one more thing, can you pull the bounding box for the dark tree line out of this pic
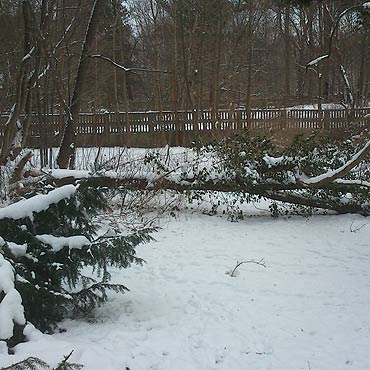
[128,0,369,110]
[0,0,369,116]
[0,0,132,115]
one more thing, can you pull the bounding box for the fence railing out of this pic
[0,108,369,148]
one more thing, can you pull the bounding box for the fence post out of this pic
[281,109,287,130]
[236,109,241,132]
[103,113,109,146]
[246,107,251,130]
[319,108,324,129]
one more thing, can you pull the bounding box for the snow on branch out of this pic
[36,235,90,252]
[334,179,370,189]
[90,54,170,74]
[306,4,365,70]
[299,140,370,187]
[307,54,329,67]
[21,46,35,62]
[0,185,77,221]
[45,169,90,179]
[0,254,25,341]
[340,65,354,107]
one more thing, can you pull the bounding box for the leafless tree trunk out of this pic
[284,2,291,99]
[57,0,103,169]
[0,0,49,165]
[246,1,254,126]
[356,32,368,107]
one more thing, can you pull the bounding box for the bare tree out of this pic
[57,0,104,169]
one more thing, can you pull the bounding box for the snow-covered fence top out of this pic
[0,107,369,148]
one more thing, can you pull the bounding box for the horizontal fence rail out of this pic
[0,108,369,148]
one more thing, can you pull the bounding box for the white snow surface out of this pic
[1,206,369,370]
[287,103,346,110]
[36,235,90,252]
[0,254,25,341]
[0,184,77,221]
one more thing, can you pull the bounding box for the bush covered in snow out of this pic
[0,180,153,351]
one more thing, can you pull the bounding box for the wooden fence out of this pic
[0,108,369,148]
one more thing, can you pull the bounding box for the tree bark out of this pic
[57,0,103,169]
[246,0,254,126]
[50,172,370,216]
[284,1,291,99]
[0,0,33,165]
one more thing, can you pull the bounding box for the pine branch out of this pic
[0,357,49,370]
[53,351,83,370]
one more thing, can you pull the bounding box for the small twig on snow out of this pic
[350,220,369,233]
[227,258,266,277]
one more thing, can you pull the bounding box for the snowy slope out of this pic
[1,206,369,370]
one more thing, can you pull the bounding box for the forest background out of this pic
[0,0,368,117]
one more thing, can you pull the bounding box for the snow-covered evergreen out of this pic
[0,180,153,351]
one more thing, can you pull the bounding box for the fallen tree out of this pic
[41,132,370,217]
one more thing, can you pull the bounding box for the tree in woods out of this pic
[57,0,104,169]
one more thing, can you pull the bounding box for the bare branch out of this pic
[306,4,363,70]
[227,259,266,277]
[89,54,170,74]
[350,220,369,233]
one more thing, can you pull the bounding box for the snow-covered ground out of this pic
[287,103,346,110]
[1,201,369,370]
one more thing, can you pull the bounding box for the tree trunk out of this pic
[284,2,291,99]
[246,1,254,127]
[356,32,368,107]
[321,1,332,101]
[57,0,103,169]
[0,0,33,165]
